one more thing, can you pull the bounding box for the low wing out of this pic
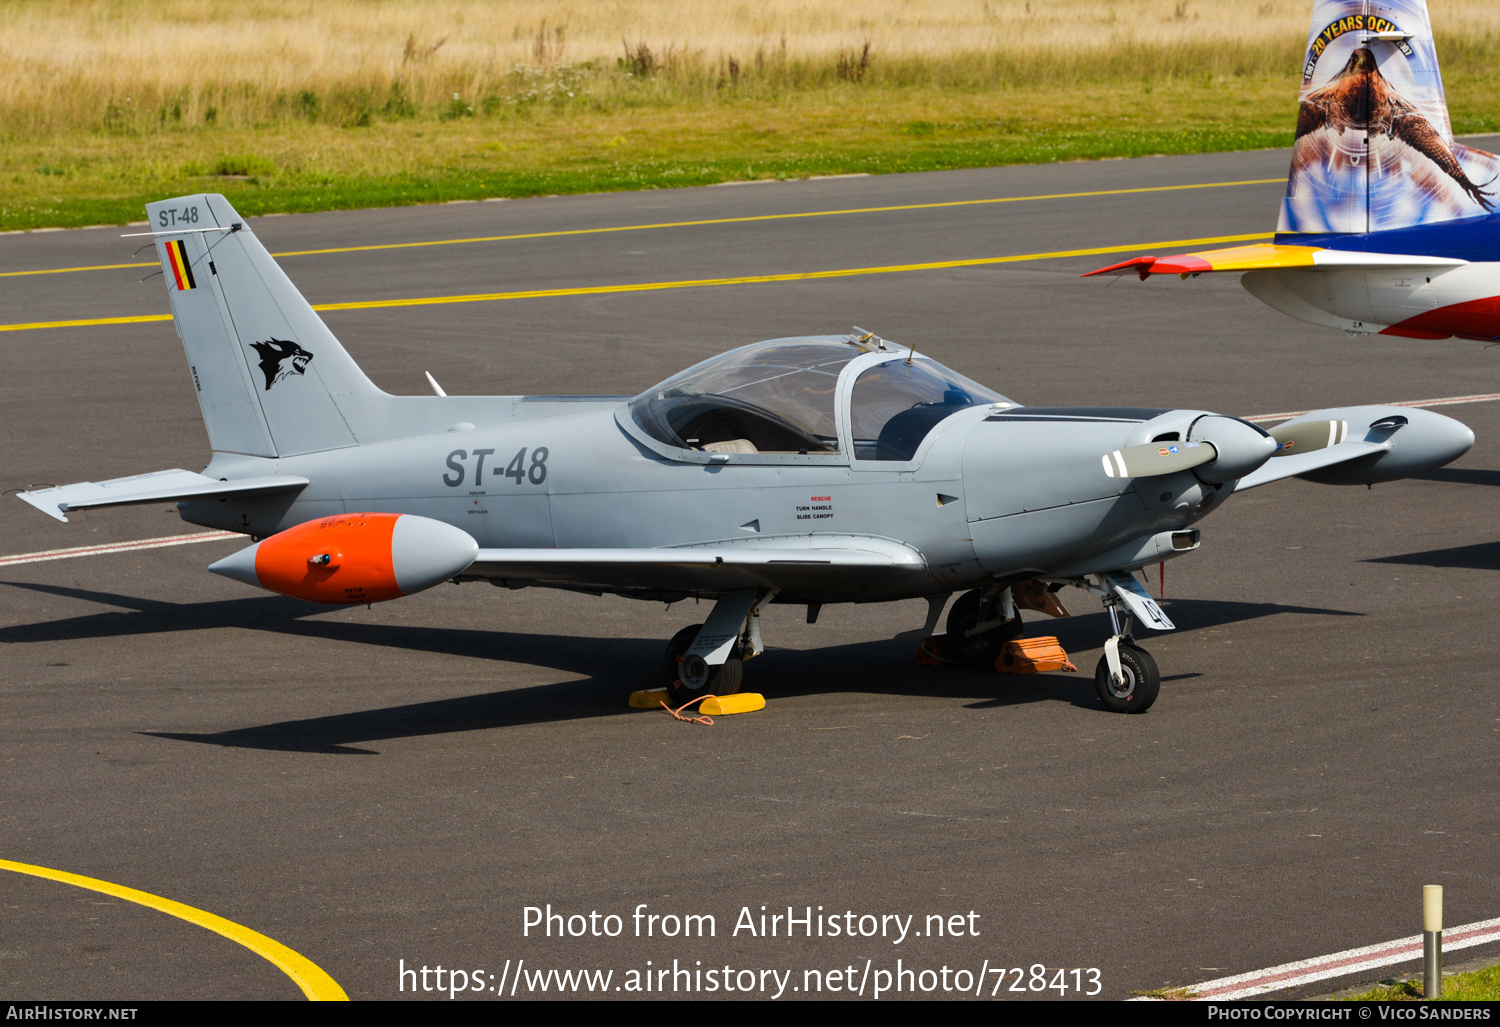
[17,469,309,523]
[1232,441,1387,491]
[1084,244,1467,280]
[463,533,928,596]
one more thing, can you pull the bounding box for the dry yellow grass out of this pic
[2,1,1497,228]
[3,0,1495,135]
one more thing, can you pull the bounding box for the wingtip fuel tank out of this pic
[209,513,478,604]
[1287,405,1475,485]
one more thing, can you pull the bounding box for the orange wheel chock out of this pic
[995,636,1078,674]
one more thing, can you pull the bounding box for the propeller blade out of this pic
[1269,419,1347,456]
[1102,440,1216,479]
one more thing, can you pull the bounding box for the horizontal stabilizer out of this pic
[1084,244,1467,279]
[17,469,308,522]
[465,533,927,595]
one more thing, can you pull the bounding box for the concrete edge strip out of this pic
[1150,917,1500,1001]
[0,858,348,1001]
[0,530,240,567]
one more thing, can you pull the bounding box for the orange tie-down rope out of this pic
[661,695,717,725]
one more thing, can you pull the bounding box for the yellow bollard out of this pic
[1424,885,1443,998]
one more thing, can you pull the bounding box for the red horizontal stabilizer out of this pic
[1082,256,1158,280]
[1146,254,1215,275]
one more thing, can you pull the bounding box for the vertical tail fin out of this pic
[1278,0,1499,235]
[147,193,382,457]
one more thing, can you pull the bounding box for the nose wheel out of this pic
[1093,642,1159,713]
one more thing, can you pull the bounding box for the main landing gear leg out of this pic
[947,584,1024,669]
[662,589,778,707]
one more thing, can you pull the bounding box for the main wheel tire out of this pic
[662,624,744,707]
[945,589,1024,669]
[1094,644,1160,714]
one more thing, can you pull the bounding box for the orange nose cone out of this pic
[255,513,402,604]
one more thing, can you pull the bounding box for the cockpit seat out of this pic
[874,390,974,461]
[702,439,759,454]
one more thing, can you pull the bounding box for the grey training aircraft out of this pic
[17,194,1478,713]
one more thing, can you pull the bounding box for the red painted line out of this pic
[1142,916,1500,1001]
[1193,944,1424,998]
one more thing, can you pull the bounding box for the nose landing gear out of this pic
[1083,572,1167,713]
[1094,638,1159,713]
[1040,571,1171,713]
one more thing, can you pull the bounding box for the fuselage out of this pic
[1253,212,1500,339]
[181,402,1224,604]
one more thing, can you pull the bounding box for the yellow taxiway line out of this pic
[0,231,1273,333]
[0,177,1282,278]
[0,858,348,1001]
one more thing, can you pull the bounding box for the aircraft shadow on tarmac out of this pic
[1,581,1358,754]
[1366,541,1500,571]
[1417,468,1500,488]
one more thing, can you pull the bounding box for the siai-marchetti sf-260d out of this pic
[17,194,1475,713]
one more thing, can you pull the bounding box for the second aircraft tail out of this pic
[1278,0,1500,235]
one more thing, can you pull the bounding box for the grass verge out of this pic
[1348,964,1500,1001]
[3,1,1499,230]
[0,80,1311,230]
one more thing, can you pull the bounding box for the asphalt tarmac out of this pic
[3,144,1499,1001]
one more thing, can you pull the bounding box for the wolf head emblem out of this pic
[249,339,313,391]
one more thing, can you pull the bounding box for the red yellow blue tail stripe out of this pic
[1084,244,1323,279]
[1084,243,1467,280]
[165,239,196,291]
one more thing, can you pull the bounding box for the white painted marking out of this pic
[1134,916,1500,1000]
[1246,392,1500,423]
[0,530,240,567]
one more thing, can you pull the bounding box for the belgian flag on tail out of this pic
[164,238,196,291]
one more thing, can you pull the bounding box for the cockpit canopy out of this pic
[848,356,1007,460]
[628,337,1011,460]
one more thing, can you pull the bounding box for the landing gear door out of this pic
[1101,571,1174,632]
